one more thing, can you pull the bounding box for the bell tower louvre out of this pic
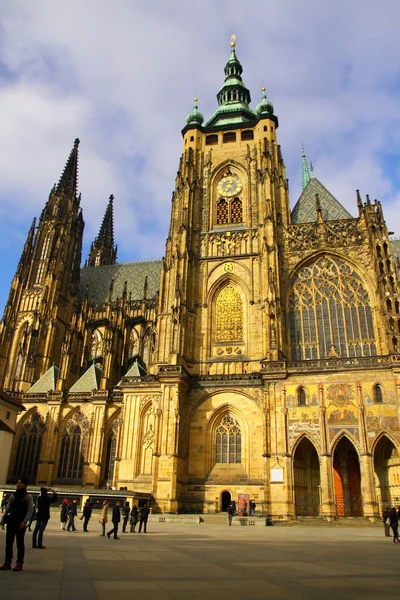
[1,37,400,521]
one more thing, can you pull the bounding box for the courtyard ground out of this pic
[0,518,398,600]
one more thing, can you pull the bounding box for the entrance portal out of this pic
[293,438,321,516]
[333,437,363,516]
[374,435,400,512]
[221,490,231,511]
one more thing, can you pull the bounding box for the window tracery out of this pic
[91,329,103,359]
[13,411,45,480]
[215,284,243,342]
[57,412,90,480]
[289,256,376,360]
[215,414,241,464]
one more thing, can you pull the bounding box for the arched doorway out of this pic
[293,438,321,516]
[333,437,363,516]
[221,491,231,511]
[374,435,400,512]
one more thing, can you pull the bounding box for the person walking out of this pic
[0,477,34,571]
[130,505,139,532]
[122,502,130,533]
[32,487,58,549]
[27,496,37,531]
[82,500,92,532]
[67,499,78,532]
[99,500,109,536]
[250,500,256,516]
[107,502,121,539]
[60,498,69,530]
[227,502,235,526]
[383,507,391,537]
[138,502,150,533]
[389,507,400,543]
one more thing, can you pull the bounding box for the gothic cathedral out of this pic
[2,39,400,519]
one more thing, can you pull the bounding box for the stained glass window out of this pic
[216,415,241,464]
[215,285,243,342]
[288,256,376,360]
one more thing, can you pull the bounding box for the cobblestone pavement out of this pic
[0,520,398,599]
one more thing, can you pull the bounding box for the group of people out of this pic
[383,506,400,543]
[0,478,152,571]
[226,499,257,525]
[98,500,150,539]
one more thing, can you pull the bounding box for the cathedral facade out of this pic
[1,40,400,519]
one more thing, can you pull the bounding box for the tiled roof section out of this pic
[117,358,147,386]
[70,364,102,393]
[26,365,60,394]
[79,261,162,304]
[0,419,15,434]
[0,389,24,410]
[291,177,353,224]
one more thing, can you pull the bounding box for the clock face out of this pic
[217,176,243,197]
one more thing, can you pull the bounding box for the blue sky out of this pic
[1,0,400,310]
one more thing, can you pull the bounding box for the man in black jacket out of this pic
[138,502,150,533]
[82,500,92,532]
[121,502,130,533]
[32,487,58,549]
[0,477,34,571]
[107,502,121,539]
[67,499,78,532]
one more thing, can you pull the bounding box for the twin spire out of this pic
[87,194,117,267]
[57,138,80,197]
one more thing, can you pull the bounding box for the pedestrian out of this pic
[138,502,150,533]
[242,500,248,516]
[32,487,58,549]
[1,494,8,514]
[122,502,130,533]
[250,500,256,516]
[0,477,34,571]
[27,496,37,531]
[231,500,236,515]
[130,505,139,532]
[60,498,69,530]
[107,501,121,539]
[99,500,109,536]
[67,499,78,532]
[383,507,391,537]
[388,506,400,543]
[81,500,92,532]
[227,502,235,526]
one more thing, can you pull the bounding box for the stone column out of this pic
[360,453,380,520]
[319,453,336,520]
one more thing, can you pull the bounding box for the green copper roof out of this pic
[79,260,162,304]
[186,98,204,126]
[26,365,60,394]
[69,363,102,393]
[255,88,274,116]
[302,147,311,190]
[291,177,353,223]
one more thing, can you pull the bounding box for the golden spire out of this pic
[230,34,236,48]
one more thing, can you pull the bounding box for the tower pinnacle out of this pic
[56,138,80,197]
[87,194,117,267]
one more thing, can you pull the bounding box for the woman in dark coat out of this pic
[60,498,69,531]
[389,507,400,543]
[130,505,139,532]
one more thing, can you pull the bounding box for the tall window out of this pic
[13,413,45,480]
[57,425,86,480]
[35,232,51,284]
[216,197,242,225]
[216,415,241,464]
[215,284,243,342]
[91,329,103,359]
[374,384,383,403]
[289,256,376,360]
[104,434,117,483]
[298,388,306,406]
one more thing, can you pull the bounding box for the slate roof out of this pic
[79,260,162,304]
[26,365,60,394]
[69,363,102,393]
[291,177,353,224]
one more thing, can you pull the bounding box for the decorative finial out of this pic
[231,34,236,48]
[194,97,198,103]
[261,86,265,92]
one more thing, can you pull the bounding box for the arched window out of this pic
[231,198,243,223]
[217,199,229,224]
[104,434,117,483]
[216,415,241,464]
[215,285,243,342]
[374,385,383,404]
[12,412,45,480]
[128,328,139,358]
[288,256,376,360]
[298,388,306,406]
[91,329,103,359]
[35,232,51,284]
[57,424,86,480]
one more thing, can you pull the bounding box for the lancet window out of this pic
[35,232,51,284]
[288,256,376,360]
[104,433,117,483]
[91,329,103,359]
[215,284,243,342]
[215,415,242,464]
[12,412,45,480]
[57,425,86,480]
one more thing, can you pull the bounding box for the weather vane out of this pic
[231,34,236,48]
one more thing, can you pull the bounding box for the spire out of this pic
[87,194,117,267]
[302,146,311,190]
[56,138,80,197]
[205,35,256,128]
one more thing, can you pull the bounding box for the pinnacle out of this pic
[56,138,80,196]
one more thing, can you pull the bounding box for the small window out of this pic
[374,385,383,403]
[190,135,194,142]
[387,299,392,312]
[241,130,254,141]
[270,126,274,132]
[206,134,218,146]
[263,125,268,132]
[223,132,236,144]
[298,388,306,406]
[6,411,10,420]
